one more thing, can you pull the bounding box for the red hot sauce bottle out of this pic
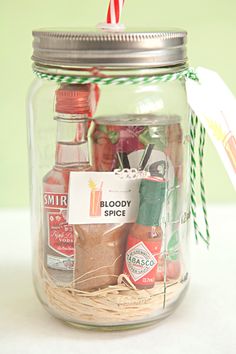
[43,84,98,284]
[123,177,166,289]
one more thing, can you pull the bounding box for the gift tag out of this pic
[186,67,236,190]
[68,170,145,224]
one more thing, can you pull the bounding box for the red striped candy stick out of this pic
[106,0,125,24]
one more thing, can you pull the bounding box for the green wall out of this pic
[1,0,236,207]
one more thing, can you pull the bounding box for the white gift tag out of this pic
[186,67,236,189]
[68,170,147,224]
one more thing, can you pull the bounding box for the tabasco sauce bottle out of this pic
[43,83,99,284]
[123,177,166,289]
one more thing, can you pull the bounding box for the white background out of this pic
[0,205,235,354]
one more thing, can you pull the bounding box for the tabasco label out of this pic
[124,236,160,287]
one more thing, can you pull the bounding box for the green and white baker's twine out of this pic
[199,122,210,244]
[34,67,210,246]
[34,67,198,85]
[190,113,210,246]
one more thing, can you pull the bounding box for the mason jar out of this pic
[27,28,191,330]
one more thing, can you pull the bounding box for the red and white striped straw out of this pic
[106,0,125,24]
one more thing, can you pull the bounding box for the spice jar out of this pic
[28,29,191,329]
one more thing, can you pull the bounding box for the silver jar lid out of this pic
[32,28,187,68]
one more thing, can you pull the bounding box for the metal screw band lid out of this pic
[32,28,187,68]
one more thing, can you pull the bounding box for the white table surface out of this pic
[0,205,235,354]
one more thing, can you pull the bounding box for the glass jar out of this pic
[27,29,191,330]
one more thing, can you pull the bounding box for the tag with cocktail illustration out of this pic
[68,171,149,224]
[186,67,236,189]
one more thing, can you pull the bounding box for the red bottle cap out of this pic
[55,84,100,117]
